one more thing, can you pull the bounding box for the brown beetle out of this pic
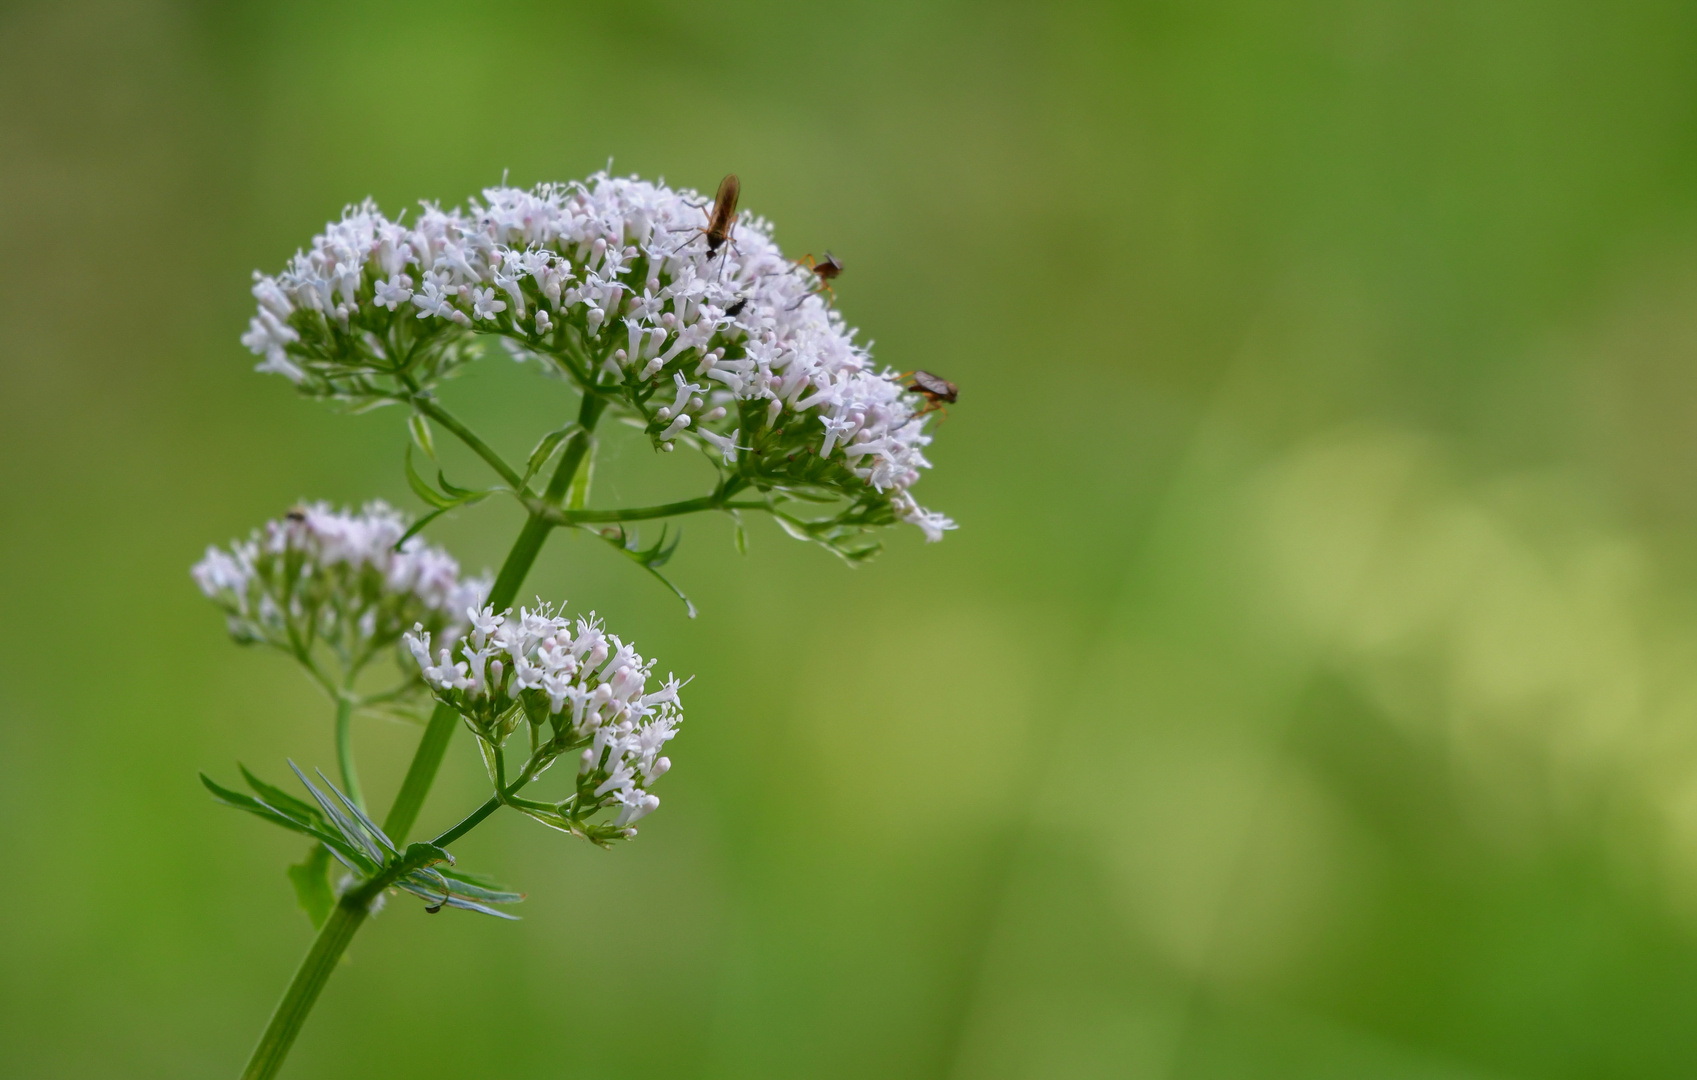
[905,370,958,414]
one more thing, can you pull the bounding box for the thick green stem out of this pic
[333,693,363,811]
[238,900,367,1080]
[381,702,460,844]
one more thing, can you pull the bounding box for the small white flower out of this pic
[612,788,660,827]
[471,286,507,321]
[411,281,456,320]
[695,426,740,464]
[467,604,503,647]
[373,275,413,310]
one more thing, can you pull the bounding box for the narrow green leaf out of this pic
[199,773,360,860]
[772,512,813,544]
[288,762,387,864]
[238,763,322,825]
[287,844,335,929]
[520,423,577,489]
[395,876,521,919]
[318,768,399,857]
[405,445,456,509]
[773,484,841,504]
[408,413,437,460]
[586,526,697,618]
[566,440,595,511]
[731,511,748,556]
[438,866,522,900]
[437,469,478,500]
[393,505,454,549]
[646,525,683,569]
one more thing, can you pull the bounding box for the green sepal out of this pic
[287,843,335,929]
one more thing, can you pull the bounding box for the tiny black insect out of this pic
[724,297,748,318]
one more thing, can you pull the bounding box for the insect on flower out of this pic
[905,370,958,414]
[803,251,843,283]
[671,174,740,278]
[703,173,740,258]
[790,251,844,309]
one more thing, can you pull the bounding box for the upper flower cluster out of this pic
[404,602,681,840]
[241,172,954,543]
[193,502,489,680]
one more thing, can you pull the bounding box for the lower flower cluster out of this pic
[193,502,489,680]
[404,602,682,838]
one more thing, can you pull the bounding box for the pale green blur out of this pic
[6,1,1697,1076]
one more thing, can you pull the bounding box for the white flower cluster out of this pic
[241,172,954,542]
[193,502,488,669]
[404,603,682,832]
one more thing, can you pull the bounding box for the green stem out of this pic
[432,767,537,847]
[238,900,366,1080]
[333,691,363,811]
[433,793,502,847]
[533,492,719,525]
[529,479,754,526]
[381,701,460,844]
[411,397,526,492]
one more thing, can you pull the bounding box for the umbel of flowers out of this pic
[193,501,489,685]
[405,602,682,844]
[240,172,955,551]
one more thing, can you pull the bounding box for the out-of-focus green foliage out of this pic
[7,1,1697,1076]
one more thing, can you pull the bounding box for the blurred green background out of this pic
[8,0,1697,1076]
